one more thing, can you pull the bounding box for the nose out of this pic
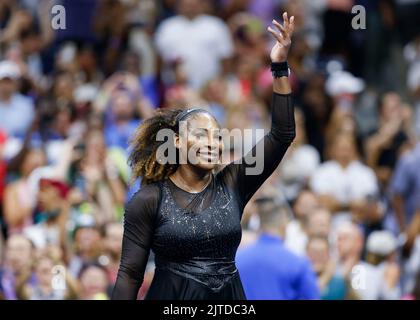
[207,132,222,152]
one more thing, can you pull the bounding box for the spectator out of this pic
[0,60,34,138]
[365,230,401,299]
[365,92,412,189]
[15,251,79,300]
[101,222,123,285]
[307,208,332,239]
[334,222,399,300]
[0,234,34,300]
[278,109,321,202]
[68,129,126,225]
[0,129,7,202]
[3,148,46,234]
[285,189,320,256]
[310,134,379,228]
[236,198,320,300]
[78,263,110,300]
[23,179,70,249]
[390,141,420,232]
[68,223,103,279]
[306,236,351,300]
[155,0,234,89]
[401,209,420,295]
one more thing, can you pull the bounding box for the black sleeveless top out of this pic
[112,93,295,300]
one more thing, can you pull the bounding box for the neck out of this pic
[114,117,130,125]
[183,13,199,20]
[170,165,212,193]
[337,159,352,168]
[260,228,284,239]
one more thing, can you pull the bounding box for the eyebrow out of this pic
[191,127,221,132]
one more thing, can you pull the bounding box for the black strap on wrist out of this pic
[271,61,290,78]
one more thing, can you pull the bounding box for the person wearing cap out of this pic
[365,230,401,299]
[23,178,71,250]
[0,60,35,138]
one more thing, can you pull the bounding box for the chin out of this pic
[190,156,219,171]
[193,162,219,171]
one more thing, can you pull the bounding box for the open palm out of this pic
[268,12,295,62]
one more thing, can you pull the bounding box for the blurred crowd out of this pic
[0,0,420,300]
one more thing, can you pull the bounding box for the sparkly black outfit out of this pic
[112,93,295,300]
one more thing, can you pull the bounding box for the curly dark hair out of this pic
[128,108,210,185]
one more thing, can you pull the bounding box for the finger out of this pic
[267,26,283,41]
[272,19,288,39]
[289,16,295,34]
[267,27,288,46]
[283,12,289,29]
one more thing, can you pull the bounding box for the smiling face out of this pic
[307,237,330,274]
[6,235,33,272]
[35,256,55,287]
[175,112,224,172]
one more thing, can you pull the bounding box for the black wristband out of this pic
[271,61,290,78]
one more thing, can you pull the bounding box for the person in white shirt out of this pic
[310,134,379,228]
[155,0,234,90]
[285,190,320,255]
[279,108,320,201]
[0,60,35,138]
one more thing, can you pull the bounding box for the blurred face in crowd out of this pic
[75,227,102,258]
[380,92,402,122]
[331,134,356,167]
[293,190,320,220]
[38,183,64,213]
[5,235,33,273]
[78,47,97,73]
[111,91,135,122]
[122,52,141,75]
[0,77,16,100]
[21,32,42,56]
[177,0,203,19]
[175,112,223,171]
[202,78,227,104]
[104,223,123,259]
[85,130,106,164]
[336,223,363,260]
[307,237,330,274]
[35,256,55,287]
[20,149,47,178]
[307,208,331,238]
[54,73,75,101]
[336,112,357,137]
[79,266,109,299]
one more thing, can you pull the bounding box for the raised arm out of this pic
[111,184,159,300]
[221,13,296,209]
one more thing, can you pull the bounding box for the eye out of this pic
[192,129,207,138]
